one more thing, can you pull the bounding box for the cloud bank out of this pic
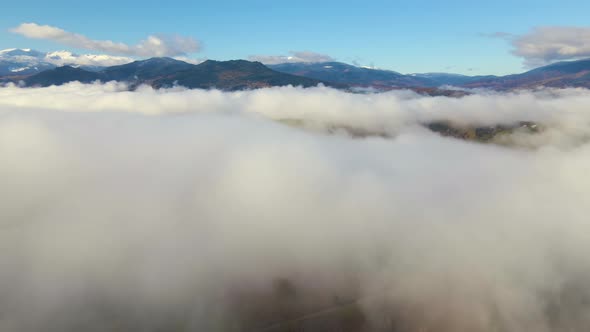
[508,26,590,67]
[2,84,590,331]
[249,51,335,64]
[11,23,201,57]
[43,50,134,67]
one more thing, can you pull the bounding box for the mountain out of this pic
[24,66,103,86]
[269,62,434,88]
[0,49,55,76]
[0,59,55,77]
[410,73,497,86]
[269,59,590,90]
[464,58,590,90]
[0,48,133,77]
[153,60,329,90]
[14,56,204,86]
[0,48,45,58]
[19,58,329,90]
[101,57,195,82]
[9,48,590,91]
[426,121,540,143]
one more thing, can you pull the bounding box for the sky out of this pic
[1,0,590,75]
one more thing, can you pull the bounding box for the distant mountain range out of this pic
[0,48,132,76]
[2,48,590,91]
[462,59,590,90]
[270,60,590,90]
[408,73,497,87]
[16,57,329,91]
[0,49,56,76]
[268,62,490,88]
[268,62,430,88]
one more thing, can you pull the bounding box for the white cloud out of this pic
[172,55,207,65]
[509,26,590,67]
[11,23,201,57]
[2,84,590,331]
[249,50,335,64]
[44,50,133,67]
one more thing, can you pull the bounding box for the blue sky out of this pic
[1,0,589,75]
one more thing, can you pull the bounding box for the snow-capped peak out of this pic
[0,48,135,76]
[0,48,134,68]
[0,48,17,54]
[0,48,44,58]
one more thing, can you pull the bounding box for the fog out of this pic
[1,83,590,331]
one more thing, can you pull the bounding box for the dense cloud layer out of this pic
[1,84,590,331]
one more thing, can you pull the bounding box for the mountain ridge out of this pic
[3,48,590,91]
[0,48,133,76]
[270,59,590,89]
[14,57,333,91]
